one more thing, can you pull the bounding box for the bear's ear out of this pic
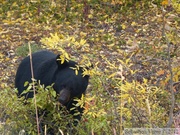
[56,54,69,68]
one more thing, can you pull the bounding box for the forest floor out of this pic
[0,3,179,90]
[0,1,180,133]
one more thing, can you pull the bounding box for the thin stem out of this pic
[28,43,40,135]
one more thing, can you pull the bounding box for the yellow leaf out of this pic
[107,43,115,47]
[88,14,93,19]
[131,21,136,26]
[74,41,79,46]
[157,69,165,75]
[120,94,129,98]
[80,32,87,37]
[75,70,78,75]
[108,72,116,79]
[12,2,18,7]
[71,37,76,42]
[30,0,38,3]
[161,0,168,6]
[64,52,70,60]
[128,97,134,103]
[121,24,126,30]
[79,39,86,45]
[7,11,12,18]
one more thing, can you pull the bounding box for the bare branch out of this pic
[165,35,175,128]
[28,42,40,135]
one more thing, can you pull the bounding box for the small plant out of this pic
[0,82,80,134]
[16,43,41,57]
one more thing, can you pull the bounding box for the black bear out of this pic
[15,50,90,123]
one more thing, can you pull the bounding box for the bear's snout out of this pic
[58,88,71,105]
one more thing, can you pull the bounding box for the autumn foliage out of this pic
[0,0,180,134]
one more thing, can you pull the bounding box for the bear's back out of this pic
[15,51,56,96]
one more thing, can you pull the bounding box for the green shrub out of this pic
[16,43,41,57]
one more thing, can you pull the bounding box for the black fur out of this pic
[15,50,89,121]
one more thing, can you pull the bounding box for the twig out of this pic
[45,125,47,135]
[165,34,175,128]
[59,129,64,135]
[28,42,40,135]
